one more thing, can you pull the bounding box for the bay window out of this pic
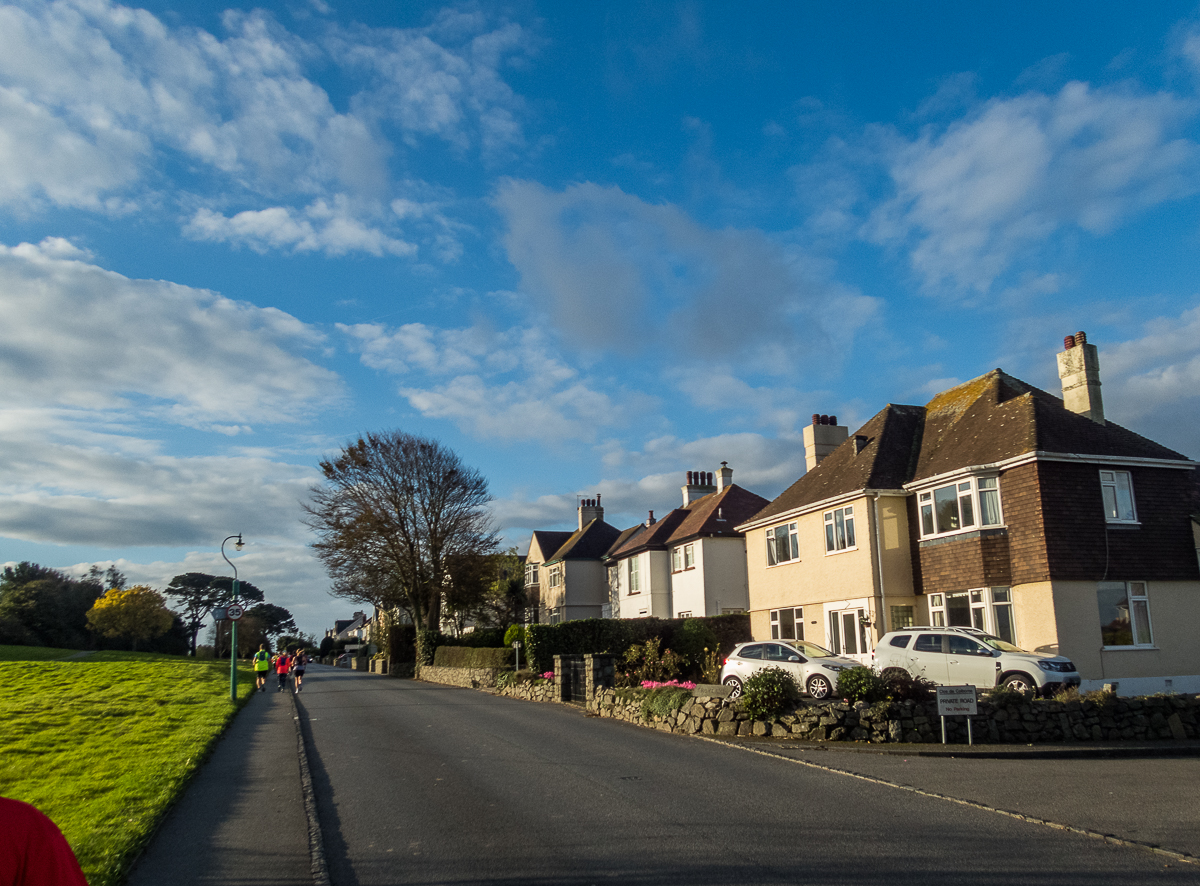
[918,476,1003,538]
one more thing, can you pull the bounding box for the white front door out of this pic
[828,608,871,663]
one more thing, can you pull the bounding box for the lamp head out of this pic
[235,534,244,551]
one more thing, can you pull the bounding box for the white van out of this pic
[872,626,1080,696]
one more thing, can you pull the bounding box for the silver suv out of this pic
[872,626,1080,696]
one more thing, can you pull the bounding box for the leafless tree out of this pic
[304,431,499,632]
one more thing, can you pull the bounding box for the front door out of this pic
[828,609,871,663]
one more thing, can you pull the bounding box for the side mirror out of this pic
[787,655,801,662]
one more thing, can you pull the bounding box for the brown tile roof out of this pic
[606,510,689,559]
[606,484,771,559]
[746,368,1192,526]
[529,530,572,562]
[546,519,623,563]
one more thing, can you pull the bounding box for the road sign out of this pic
[936,685,978,716]
[226,603,245,621]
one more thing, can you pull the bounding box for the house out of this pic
[606,464,769,619]
[524,497,623,623]
[326,610,369,642]
[738,332,1200,693]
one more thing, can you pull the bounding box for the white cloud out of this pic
[340,321,650,443]
[869,81,1200,293]
[185,197,417,257]
[0,0,529,230]
[0,237,342,425]
[493,179,878,362]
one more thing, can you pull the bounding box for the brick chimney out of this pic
[1057,331,1105,424]
[578,495,603,529]
[803,414,849,470]
[681,470,717,506]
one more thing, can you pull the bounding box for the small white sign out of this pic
[936,685,978,716]
[226,603,245,621]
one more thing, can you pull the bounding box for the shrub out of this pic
[496,671,518,690]
[640,686,692,722]
[880,668,936,703]
[699,648,722,685]
[432,646,515,669]
[617,637,685,687]
[986,685,1032,707]
[503,624,525,647]
[673,619,719,676]
[1084,688,1117,707]
[741,667,800,720]
[836,666,891,703]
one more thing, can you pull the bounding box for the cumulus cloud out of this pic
[493,179,878,362]
[185,197,417,257]
[0,237,342,426]
[0,0,530,238]
[869,81,1200,293]
[340,321,652,443]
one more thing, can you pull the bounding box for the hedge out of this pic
[432,646,515,669]
[524,613,751,675]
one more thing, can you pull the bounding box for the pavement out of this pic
[124,677,314,886]
[121,671,1200,884]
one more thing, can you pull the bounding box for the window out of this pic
[677,611,692,618]
[672,543,696,572]
[918,477,1003,538]
[827,609,867,656]
[738,645,765,660]
[888,634,912,649]
[824,506,856,553]
[1100,471,1137,523]
[766,522,799,565]
[928,588,1015,643]
[770,607,804,641]
[1098,581,1152,647]
[525,563,539,586]
[914,634,943,653]
[948,636,990,656]
[628,556,640,593]
[889,605,915,630]
[548,566,561,588]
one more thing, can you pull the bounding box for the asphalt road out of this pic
[297,667,1200,886]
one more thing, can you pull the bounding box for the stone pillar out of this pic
[584,654,616,700]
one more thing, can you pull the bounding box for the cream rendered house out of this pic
[740,333,1200,691]
[524,497,622,623]
[606,465,769,619]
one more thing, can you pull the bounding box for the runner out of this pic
[291,648,308,693]
[273,650,292,692]
[0,797,89,886]
[252,644,271,692]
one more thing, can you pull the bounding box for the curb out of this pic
[702,735,1200,759]
[291,691,331,886]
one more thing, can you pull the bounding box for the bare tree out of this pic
[305,431,499,632]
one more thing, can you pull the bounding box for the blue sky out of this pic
[3,0,1200,636]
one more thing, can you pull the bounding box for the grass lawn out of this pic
[0,646,256,886]
[0,644,83,661]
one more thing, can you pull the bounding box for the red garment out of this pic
[0,798,88,886]
[274,654,291,674]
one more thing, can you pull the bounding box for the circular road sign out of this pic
[226,603,245,621]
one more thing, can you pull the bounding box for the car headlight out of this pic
[822,664,846,672]
[1037,660,1074,673]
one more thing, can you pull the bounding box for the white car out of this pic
[720,640,858,700]
[872,626,1080,696]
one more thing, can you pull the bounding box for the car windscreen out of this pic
[789,641,837,658]
[975,634,1026,653]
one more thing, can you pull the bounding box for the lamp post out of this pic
[222,534,244,701]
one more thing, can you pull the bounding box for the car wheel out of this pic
[1002,673,1037,693]
[806,673,834,700]
[722,675,744,699]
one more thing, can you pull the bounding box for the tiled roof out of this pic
[746,368,1193,526]
[606,510,689,559]
[606,484,771,559]
[529,530,572,562]
[546,518,623,563]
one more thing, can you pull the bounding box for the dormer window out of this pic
[1100,470,1137,523]
[918,476,1002,539]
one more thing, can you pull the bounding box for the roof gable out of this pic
[548,518,622,562]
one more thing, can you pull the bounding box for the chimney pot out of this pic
[821,414,830,425]
[706,472,713,486]
[811,414,820,425]
[1064,334,1076,349]
[1076,330,1087,344]
[829,415,837,425]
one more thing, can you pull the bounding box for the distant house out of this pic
[606,464,769,619]
[524,497,622,623]
[739,331,1200,693]
[326,610,370,645]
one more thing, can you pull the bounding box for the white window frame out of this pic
[917,476,1003,539]
[927,587,1017,644]
[628,555,640,593]
[766,522,799,566]
[1098,581,1153,648]
[547,565,561,588]
[684,543,695,569]
[770,607,804,641]
[1100,470,1138,524]
[823,505,857,553]
[671,546,682,572]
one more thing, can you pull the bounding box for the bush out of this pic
[673,619,718,676]
[699,648,722,684]
[617,638,685,687]
[741,667,800,720]
[503,624,525,647]
[640,686,692,722]
[836,666,891,703]
[880,668,936,703]
[985,685,1031,707]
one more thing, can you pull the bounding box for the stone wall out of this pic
[494,679,559,704]
[585,688,1200,743]
[420,665,506,689]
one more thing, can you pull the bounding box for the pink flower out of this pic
[541,671,555,680]
[640,680,696,690]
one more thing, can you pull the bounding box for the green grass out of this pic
[0,649,256,886]
[0,644,83,661]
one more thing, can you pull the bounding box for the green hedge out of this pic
[432,646,515,669]
[524,614,751,675]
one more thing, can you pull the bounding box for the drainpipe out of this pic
[873,493,887,639]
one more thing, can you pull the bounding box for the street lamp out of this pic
[222,534,244,701]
